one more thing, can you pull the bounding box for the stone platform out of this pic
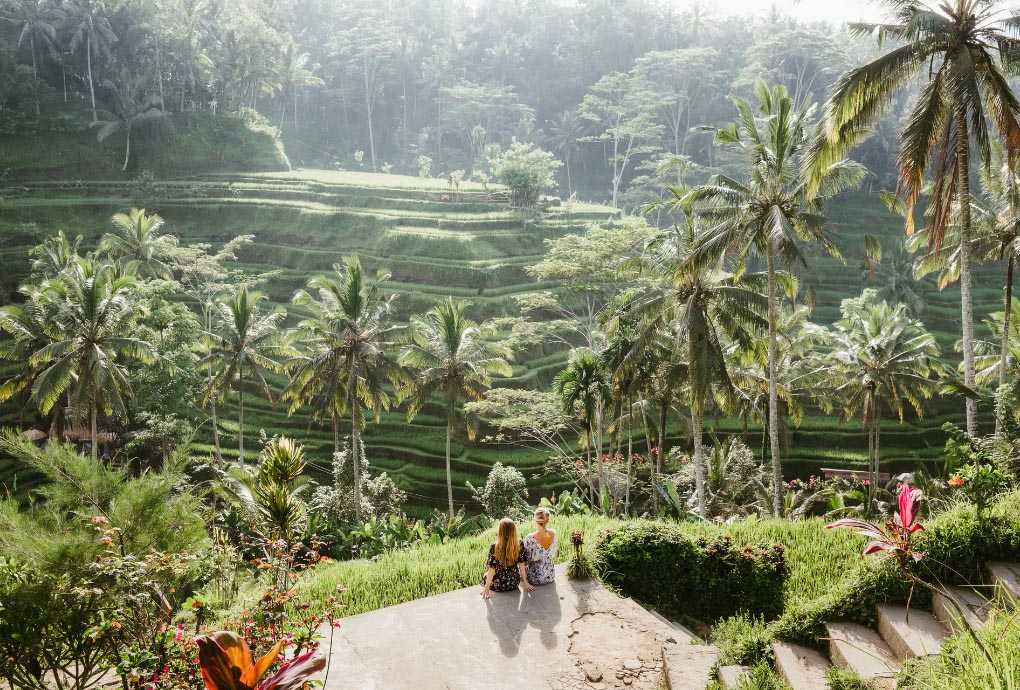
[315,564,706,690]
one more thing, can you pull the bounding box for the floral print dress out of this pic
[482,539,528,592]
[523,530,557,585]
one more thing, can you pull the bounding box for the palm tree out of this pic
[624,213,768,516]
[829,292,940,509]
[30,258,153,460]
[29,230,81,280]
[99,208,177,279]
[546,109,586,199]
[554,348,611,507]
[808,0,1020,436]
[92,69,165,171]
[294,256,403,522]
[203,286,288,466]
[276,40,323,129]
[864,240,927,318]
[686,80,865,514]
[0,0,64,97]
[0,284,56,426]
[66,0,117,122]
[399,298,513,517]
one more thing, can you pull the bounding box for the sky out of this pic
[687,0,1020,26]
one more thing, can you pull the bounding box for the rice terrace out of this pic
[2,1,1020,689]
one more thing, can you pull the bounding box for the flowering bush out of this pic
[949,463,1010,517]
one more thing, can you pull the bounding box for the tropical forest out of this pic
[1,1,1020,689]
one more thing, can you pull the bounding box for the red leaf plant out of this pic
[827,482,995,665]
[826,481,925,567]
[195,630,326,690]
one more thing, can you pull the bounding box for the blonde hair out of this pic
[534,507,551,521]
[494,517,520,566]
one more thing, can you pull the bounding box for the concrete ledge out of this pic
[662,643,718,690]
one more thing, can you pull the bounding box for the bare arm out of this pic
[481,567,496,598]
[519,562,535,591]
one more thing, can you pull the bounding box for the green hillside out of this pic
[0,169,621,515]
[0,166,1005,514]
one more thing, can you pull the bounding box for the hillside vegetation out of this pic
[0,164,1008,514]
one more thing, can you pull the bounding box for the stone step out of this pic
[875,604,947,659]
[826,622,901,689]
[718,665,750,689]
[988,562,1020,601]
[662,643,718,690]
[771,641,830,690]
[644,608,700,643]
[932,586,993,634]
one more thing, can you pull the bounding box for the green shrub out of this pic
[468,462,529,520]
[736,662,792,690]
[593,523,787,623]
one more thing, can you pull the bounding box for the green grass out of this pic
[283,514,864,621]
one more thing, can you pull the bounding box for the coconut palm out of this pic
[0,284,56,427]
[685,80,866,514]
[546,109,587,199]
[0,0,64,81]
[864,239,927,318]
[92,70,165,171]
[276,40,323,129]
[293,256,403,523]
[623,207,768,516]
[99,208,177,279]
[554,348,611,507]
[203,286,289,466]
[829,292,940,510]
[399,298,513,517]
[29,230,81,281]
[808,0,1020,436]
[30,258,153,460]
[66,0,117,122]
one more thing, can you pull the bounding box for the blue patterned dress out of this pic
[523,531,557,585]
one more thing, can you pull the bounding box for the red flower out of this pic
[948,476,964,488]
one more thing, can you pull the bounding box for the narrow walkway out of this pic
[316,564,702,690]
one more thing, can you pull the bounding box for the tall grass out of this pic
[901,609,1020,690]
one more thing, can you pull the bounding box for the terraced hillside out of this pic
[0,170,1006,512]
[0,170,620,515]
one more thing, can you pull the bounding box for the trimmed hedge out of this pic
[593,523,787,624]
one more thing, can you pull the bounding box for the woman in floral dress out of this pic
[523,507,557,585]
[481,518,535,598]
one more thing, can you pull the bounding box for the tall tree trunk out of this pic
[238,379,245,466]
[350,369,363,523]
[692,408,705,517]
[279,86,287,129]
[998,253,1014,434]
[565,150,573,199]
[657,398,668,473]
[445,409,454,518]
[584,435,595,507]
[122,124,131,172]
[210,394,223,468]
[333,411,340,455]
[640,403,656,510]
[436,89,442,163]
[87,28,97,122]
[867,401,875,512]
[156,34,165,111]
[767,245,783,516]
[30,34,39,117]
[957,109,978,436]
[62,66,67,103]
[293,88,298,128]
[364,59,377,172]
[91,403,98,461]
[625,395,633,514]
